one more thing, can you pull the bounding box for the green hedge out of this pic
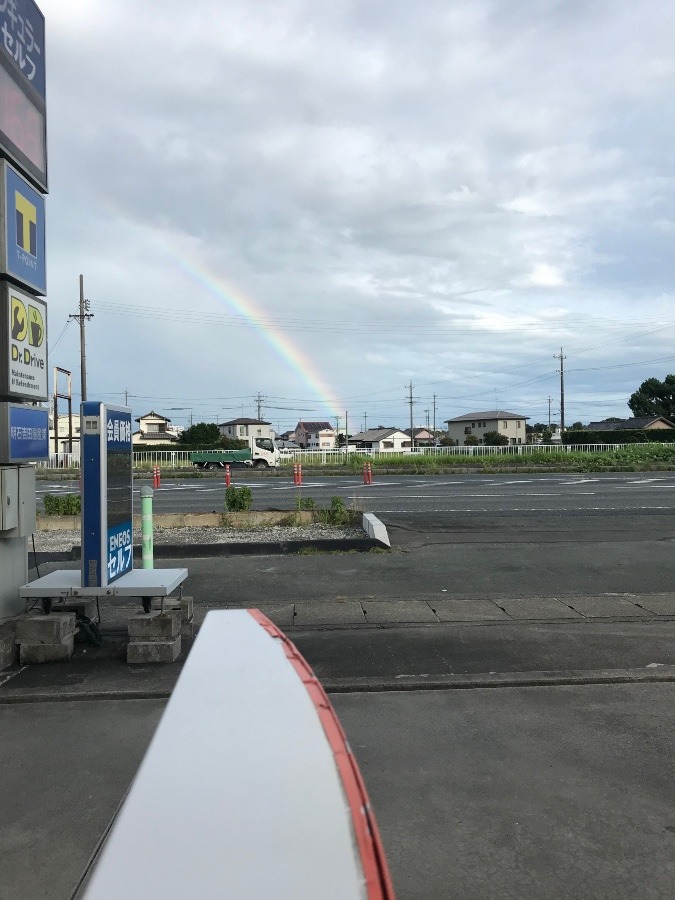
[42,493,81,515]
[563,430,675,445]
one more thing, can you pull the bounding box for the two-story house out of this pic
[294,421,336,449]
[445,410,529,446]
[132,411,183,446]
[219,418,274,441]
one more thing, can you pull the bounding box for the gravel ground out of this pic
[31,524,366,553]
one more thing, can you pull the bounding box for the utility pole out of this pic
[254,392,264,420]
[554,349,566,433]
[363,412,367,432]
[344,410,348,457]
[432,394,437,440]
[407,382,415,450]
[68,274,93,401]
[424,408,430,431]
[547,396,552,427]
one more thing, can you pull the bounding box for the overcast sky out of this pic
[38,0,675,433]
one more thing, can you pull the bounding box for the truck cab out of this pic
[248,437,280,468]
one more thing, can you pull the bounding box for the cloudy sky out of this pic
[36,0,675,433]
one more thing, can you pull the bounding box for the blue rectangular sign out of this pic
[0,0,45,98]
[81,402,133,587]
[1,159,46,293]
[0,400,47,462]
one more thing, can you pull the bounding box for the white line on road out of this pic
[375,505,675,513]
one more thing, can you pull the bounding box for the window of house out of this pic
[510,438,516,445]
[239,426,245,435]
[517,420,521,429]
[517,438,522,444]
[256,429,262,436]
[402,440,411,447]
[471,422,475,428]
[502,421,508,429]
[146,424,159,433]
[465,427,471,435]
[383,441,393,448]
[482,421,487,427]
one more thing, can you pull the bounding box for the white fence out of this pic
[34,442,672,471]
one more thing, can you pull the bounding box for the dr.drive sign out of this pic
[81,402,133,588]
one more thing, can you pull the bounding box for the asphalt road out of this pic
[12,472,675,899]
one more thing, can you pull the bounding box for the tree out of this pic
[628,375,675,419]
[483,431,508,446]
[570,421,584,430]
[464,434,480,446]
[178,422,221,445]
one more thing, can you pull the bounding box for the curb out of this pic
[30,537,386,566]
[2,666,674,704]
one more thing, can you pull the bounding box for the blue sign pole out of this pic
[81,402,133,587]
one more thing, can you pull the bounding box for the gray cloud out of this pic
[37,0,675,428]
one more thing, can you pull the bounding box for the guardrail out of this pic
[34,442,670,472]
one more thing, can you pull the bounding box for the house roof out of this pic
[221,418,271,426]
[132,431,179,442]
[352,428,408,442]
[445,410,528,423]
[403,428,433,438]
[296,421,334,432]
[135,410,171,423]
[586,416,675,431]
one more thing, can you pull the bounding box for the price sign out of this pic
[81,402,133,587]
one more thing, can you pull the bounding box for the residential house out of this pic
[132,411,183,446]
[294,421,336,449]
[219,418,274,441]
[445,410,529,446]
[403,427,435,446]
[352,428,412,452]
[586,416,675,431]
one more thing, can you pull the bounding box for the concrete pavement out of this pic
[2,530,675,898]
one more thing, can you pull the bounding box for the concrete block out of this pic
[181,621,195,640]
[294,600,366,626]
[363,600,439,624]
[15,613,76,645]
[362,512,390,546]
[0,622,18,670]
[52,600,97,619]
[127,635,181,664]
[152,595,194,622]
[128,611,181,642]
[20,634,74,664]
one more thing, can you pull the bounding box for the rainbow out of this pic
[174,255,344,419]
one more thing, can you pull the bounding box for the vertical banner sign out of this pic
[81,402,133,588]
[0,0,47,191]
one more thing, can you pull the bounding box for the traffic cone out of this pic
[225,464,231,487]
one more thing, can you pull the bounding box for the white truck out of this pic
[189,437,281,469]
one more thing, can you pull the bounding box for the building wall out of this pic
[447,417,526,446]
[220,423,273,440]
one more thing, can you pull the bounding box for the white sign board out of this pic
[0,282,47,400]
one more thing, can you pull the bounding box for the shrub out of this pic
[295,495,316,511]
[317,496,351,526]
[42,493,81,515]
[225,485,252,511]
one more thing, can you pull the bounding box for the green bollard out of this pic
[140,486,154,569]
